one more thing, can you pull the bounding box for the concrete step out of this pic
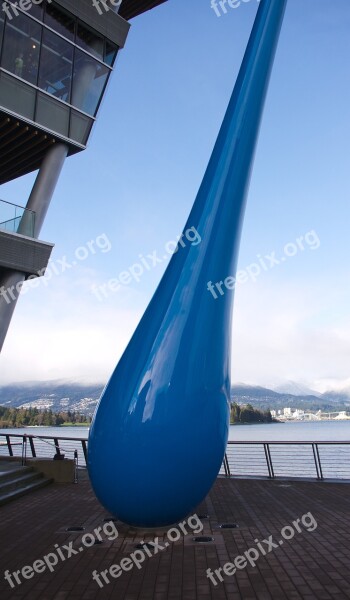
[0,471,45,495]
[0,466,53,506]
[0,464,34,484]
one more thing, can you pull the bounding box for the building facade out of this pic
[0,0,167,350]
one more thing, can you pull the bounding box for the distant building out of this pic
[292,409,304,420]
[283,407,291,417]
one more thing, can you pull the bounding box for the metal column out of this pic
[0,143,68,351]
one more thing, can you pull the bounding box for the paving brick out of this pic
[1,471,350,599]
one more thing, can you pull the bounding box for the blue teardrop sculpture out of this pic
[88,0,288,527]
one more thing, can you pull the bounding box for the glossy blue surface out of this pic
[88,0,288,527]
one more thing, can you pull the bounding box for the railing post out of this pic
[29,436,36,457]
[223,453,231,477]
[53,438,62,457]
[21,434,27,466]
[264,443,275,478]
[6,435,13,457]
[315,443,323,480]
[74,450,78,484]
[312,443,320,479]
[81,440,87,464]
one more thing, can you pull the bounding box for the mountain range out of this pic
[0,380,349,415]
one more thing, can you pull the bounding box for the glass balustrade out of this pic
[0,198,35,237]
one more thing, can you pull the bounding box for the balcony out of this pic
[0,198,53,277]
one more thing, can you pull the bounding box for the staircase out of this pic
[0,462,53,506]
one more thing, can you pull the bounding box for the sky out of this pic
[0,0,350,391]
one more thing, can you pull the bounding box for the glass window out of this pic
[72,49,109,116]
[0,72,36,120]
[38,29,73,103]
[1,13,41,85]
[28,0,44,21]
[70,110,93,145]
[76,23,104,60]
[105,42,118,67]
[36,92,69,136]
[0,12,4,50]
[44,2,74,41]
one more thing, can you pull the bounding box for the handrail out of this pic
[4,434,350,444]
[16,433,79,483]
[23,432,77,454]
[0,198,30,209]
[226,440,350,444]
[1,434,350,482]
[0,216,21,226]
[0,433,89,442]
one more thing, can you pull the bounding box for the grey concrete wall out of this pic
[0,230,53,276]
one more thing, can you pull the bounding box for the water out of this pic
[0,426,89,439]
[2,420,349,442]
[228,419,350,441]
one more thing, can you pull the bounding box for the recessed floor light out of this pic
[193,536,214,543]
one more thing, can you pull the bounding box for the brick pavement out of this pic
[1,471,350,600]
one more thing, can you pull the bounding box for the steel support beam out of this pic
[0,143,68,351]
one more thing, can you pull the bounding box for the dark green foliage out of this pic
[230,402,273,424]
[0,406,91,428]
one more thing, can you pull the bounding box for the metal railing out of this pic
[220,440,350,480]
[1,434,350,481]
[0,433,81,482]
[0,198,35,237]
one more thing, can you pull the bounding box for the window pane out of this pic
[0,12,4,50]
[28,0,44,21]
[72,49,109,116]
[0,72,36,120]
[70,110,93,145]
[36,92,69,136]
[76,23,104,60]
[105,42,118,67]
[38,29,73,103]
[44,2,75,41]
[1,13,41,85]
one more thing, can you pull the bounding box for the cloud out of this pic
[0,268,143,384]
[1,261,349,391]
[231,276,350,389]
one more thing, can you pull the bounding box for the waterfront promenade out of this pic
[0,470,349,599]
